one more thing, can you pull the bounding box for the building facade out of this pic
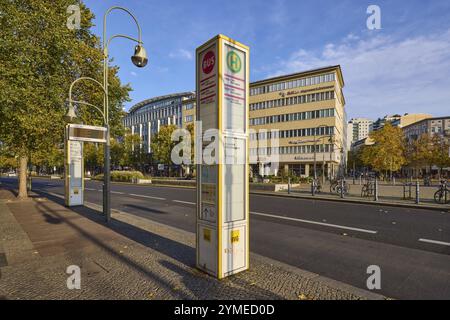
[373,113,431,131]
[248,66,347,178]
[403,116,450,141]
[347,118,373,147]
[181,96,196,129]
[122,92,195,153]
[402,116,450,176]
[123,66,347,178]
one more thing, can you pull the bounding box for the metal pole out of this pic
[311,179,315,196]
[101,6,143,223]
[313,131,317,180]
[415,180,420,204]
[322,144,325,187]
[374,178,378,201]
[288,177,291,194]
[340,179,344,199]
[103,11,111,223]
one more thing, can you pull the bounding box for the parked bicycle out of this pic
[434,180,449,204]
[312,178,322,194]
[361,179,375,198]
[331,179,350,195]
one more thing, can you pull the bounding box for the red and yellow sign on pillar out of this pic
[196,35,249,279]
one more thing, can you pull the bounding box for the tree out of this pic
[0,0,130,198]
[405,134,434,177]
[121,133,145,170]
[361,123,407,178]
[0,144,17,172]
[347,148,365,173]
[431,135,450,178]
[84,143,103,176]
[151,125,178,176]
[31,145,64,174]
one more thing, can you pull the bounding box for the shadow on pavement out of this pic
[122,203,168,215]
[159,260,282,300]
[31,194,194,299]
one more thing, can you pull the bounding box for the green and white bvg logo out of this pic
[227,50,242,73]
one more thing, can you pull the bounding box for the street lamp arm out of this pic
[69,77,106,98]
[103,6,142,50]
[106,34,142,50]
[67,100,107,124]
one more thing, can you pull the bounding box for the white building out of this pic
[348,118,373,147]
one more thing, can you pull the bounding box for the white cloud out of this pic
[130,71,137,77]
[169,48,193,60]
[270,29,450,119]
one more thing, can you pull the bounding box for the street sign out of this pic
[67,124,107,143]
[196,35,249,279]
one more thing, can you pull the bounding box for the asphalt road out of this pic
[1,177,450,300]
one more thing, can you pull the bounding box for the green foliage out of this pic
[0,144,17,170]
[406,133,434,169]
[94,170,144,182]
[0,0,131,195]
[121,133,147,169]
[151,125,178,165]
[430,135,450,171]
[361,123,407,174]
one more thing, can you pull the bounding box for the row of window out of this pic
[184,103,195,110]
[123,105,182,126]
[128,116,182,132]
[250,144,333,156]
[249,126,334,140]
[250,91,335,111]
[250,73,336,96]
[250,108,335,126]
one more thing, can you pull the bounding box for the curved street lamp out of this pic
[66,6,148,223]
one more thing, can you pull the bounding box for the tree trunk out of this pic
[18,155,28,199]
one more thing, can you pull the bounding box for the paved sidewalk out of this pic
[0,187,385,300]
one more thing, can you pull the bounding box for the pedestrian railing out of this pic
[287,177,450,207]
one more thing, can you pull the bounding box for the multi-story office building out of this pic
[122,92,195,153]
[403,116,450,176]
[248,65,347,178]
[181,96,196,129]
[124,66,347,178]
[347,118,373,146]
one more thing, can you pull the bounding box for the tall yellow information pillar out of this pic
[196,35,249,279]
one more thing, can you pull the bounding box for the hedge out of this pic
[93,171,144,182]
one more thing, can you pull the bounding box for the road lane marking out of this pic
[85,188,95,191]
[418,238,450,247]
[111,191,125,195]
[173,200,195,205]
[250,211,378,234]
[129,193,166,201]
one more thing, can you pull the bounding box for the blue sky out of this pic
[83,0,450,120]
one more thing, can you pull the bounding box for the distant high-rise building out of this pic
[347,118,373,146]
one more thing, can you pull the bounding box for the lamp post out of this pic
[66,6,147,223]
[289,124,332,182]
[315,125,329,184]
